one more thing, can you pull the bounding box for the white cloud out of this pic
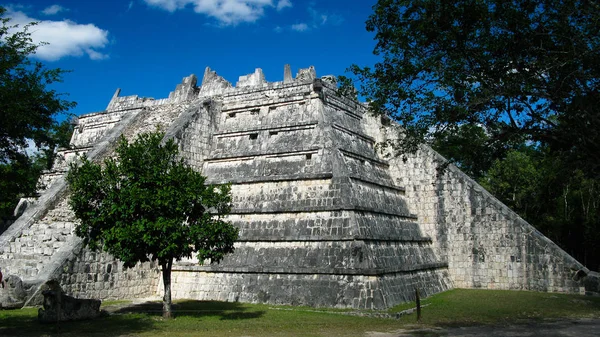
[286,5,343,33]
[41,4,67,15]
[274,25,282,33]
[128,1,134,10]
[5,9,109,61]
[276,0,291,11]
[291,23,307,32]
[143,0,277,25]
[308,7,327,26]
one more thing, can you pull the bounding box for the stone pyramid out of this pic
[0,65,589,309]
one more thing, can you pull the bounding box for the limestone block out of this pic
[0,64,589,311]
[584,271,600,296]
[168,74,198,103]
[0,275,27,309]
[38,281,102,323]
[236,68,266,88]
[296,66,316,82]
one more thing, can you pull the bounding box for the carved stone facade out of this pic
[0,65,589,310]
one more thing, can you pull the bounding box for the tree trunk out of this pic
[161,258,173,318]
[415,287,421,322]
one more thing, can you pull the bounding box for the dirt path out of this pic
[367,318,600,337]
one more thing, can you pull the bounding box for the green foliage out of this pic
[346,0,600,270]
[348,0,600,177]
[432,124,524,180]
[0,7,76,163]
[67,131,238,268]
[0,7,76,220]
[481,148,541,216]
[1,290,599,336]
[391,289,600,325]
[67,131,238,317]
[479,145,600,269]
[0,153,44,218]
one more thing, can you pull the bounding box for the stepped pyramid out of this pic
[0,65,590,309]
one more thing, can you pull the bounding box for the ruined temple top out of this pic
[106,65,337,112]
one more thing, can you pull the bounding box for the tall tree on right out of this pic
[346,0,600,177]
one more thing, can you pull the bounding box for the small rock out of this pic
[0,274,27,309]
[38,280,103,323]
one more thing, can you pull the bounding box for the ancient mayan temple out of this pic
[0,65,591,309]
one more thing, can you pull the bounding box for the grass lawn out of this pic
[1,289,599,337]
[393,289,600,326]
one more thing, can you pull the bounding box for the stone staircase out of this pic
[0,75,203,307]
[0,65,590,310]
[0,104,147,306]
[0,199,76,280]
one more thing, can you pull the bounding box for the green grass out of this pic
[1,289,599,337]
[391,289,600,326]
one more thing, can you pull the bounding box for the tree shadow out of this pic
[0,310,157,337]
[0,300,266,336]
[113,300,266,320]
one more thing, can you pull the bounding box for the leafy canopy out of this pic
[344,0,600,176]
[0,6,76,219]
[0,6,75,164]
[66,132,238,269]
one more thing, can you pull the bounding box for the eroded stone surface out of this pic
[38,281,102,323]
[0,275,27,309]
[584,271,600,296]
[0,64,590,310]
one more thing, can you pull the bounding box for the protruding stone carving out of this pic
[0,64,593,311]
[284,64,293,84]
[296,66,316,82]
[321,75,337,86]
[0,274,27,309]
[105,88,122,110]
[584,271,600,296]
[237,68,266,87]
[312,78,324,94]
[169,74,198,103]
[38,280,102,323]
[111,88,121,101]
[13,198,29,218]
[199,67,232,97]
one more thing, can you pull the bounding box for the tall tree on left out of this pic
[0,6,76,219]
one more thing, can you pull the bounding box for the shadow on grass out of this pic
[113,300,266,320]
[0,309,157,337]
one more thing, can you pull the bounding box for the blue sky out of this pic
[2,0,379,118]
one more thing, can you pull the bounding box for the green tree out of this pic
[343,0,600,269]
[477,144,600,269]
[432,124,524,180]
[66,132,239,318]
[0,6,76,219]
[0,154,44,219]
[481,148,542,218]
[345,0,600,177]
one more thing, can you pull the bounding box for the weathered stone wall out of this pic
[163,71,451,309]
[58,249,159,300]
[0,75,195,306]
[0,218,14,235]
[177,102,216,170]
[386,142,585,293]
[1,198,76,279]
[0,65,588,311]
[70,110,130,148]
[168,267,450,309]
